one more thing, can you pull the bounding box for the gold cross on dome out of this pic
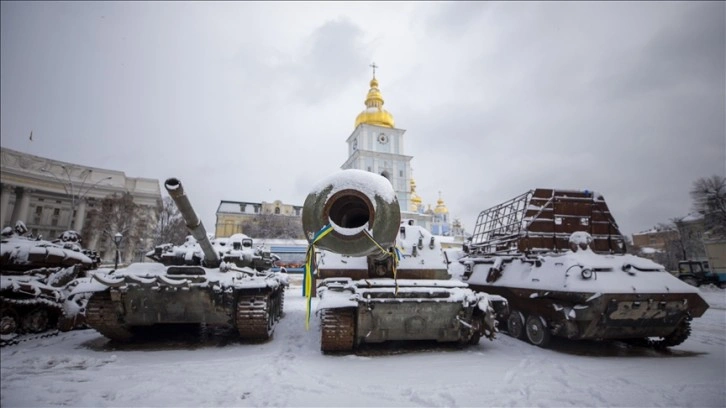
[370,62,378,78]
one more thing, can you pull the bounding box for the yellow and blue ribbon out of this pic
[304,224,333,330]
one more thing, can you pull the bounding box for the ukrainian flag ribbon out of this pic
[304,224,333,330]
[363,229,401,295]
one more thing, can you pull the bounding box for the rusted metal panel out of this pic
[356,300,468,343]
[468,284,708,340]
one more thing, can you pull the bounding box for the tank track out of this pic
[621,319,693,349]
[1,297,62,337]
[235,288,282,341]
[85,291,133,342]
[320,308,356,353]
[1,329,60,347]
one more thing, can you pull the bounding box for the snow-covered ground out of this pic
[1,280,724,408]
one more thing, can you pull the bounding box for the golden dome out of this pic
[354,75,395,129]
[410,179,423,212]
[434,192,449,215]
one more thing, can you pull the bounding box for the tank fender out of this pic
[92,273,126,288]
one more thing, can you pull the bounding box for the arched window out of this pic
[275,207,280,215]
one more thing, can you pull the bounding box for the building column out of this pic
[16,188,33,225]
[73,198,87,232]
[0,184,13,228]
[9,187,24,226]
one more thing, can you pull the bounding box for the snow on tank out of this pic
[303,170,507,353]
[460,189,710,349]
[75,178,289,343]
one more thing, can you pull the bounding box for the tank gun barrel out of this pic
[302,169,400,260]
[164,178,220,266]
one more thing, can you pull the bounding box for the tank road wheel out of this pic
[650,319,692,349]
[21,308,50,333]
[320,308,356,353]
[236,293,275,341]
[525,314,551,348]
[0,307,19,336]
[507,310,526,340]
[85,292,133,342]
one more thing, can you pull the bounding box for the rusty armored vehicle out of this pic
[1,222,96,345]
[77,178,288,342]
[457,188,709,348]
[303,169,507,353]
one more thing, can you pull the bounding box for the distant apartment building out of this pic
[1,147,162,264]
[215,199,303,239]
[632,227,679,252]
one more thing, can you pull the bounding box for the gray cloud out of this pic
[1,1,723,239]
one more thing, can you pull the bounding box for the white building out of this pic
[0,147,162,263]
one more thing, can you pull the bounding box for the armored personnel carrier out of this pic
[1,222,95,345]
[458,188,709,348]
[78,178,288,342]
[303,169,506,353]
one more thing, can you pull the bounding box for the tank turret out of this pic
[302,169,400,259]
[303,169,403,279]
[302,169,505,353]
[164,178,220,267]
[78,178,288,344]
[1,222,95,344]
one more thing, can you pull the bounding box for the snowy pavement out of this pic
[1,282,724,408]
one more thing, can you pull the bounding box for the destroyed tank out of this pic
[458,188,709,348]
[78,178,288,342]
[303,169,507,353]
[1,222,95,345]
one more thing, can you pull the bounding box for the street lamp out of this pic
[41,165,113,230]
[113,232,123,271]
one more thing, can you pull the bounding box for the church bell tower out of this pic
[341,63,412,211]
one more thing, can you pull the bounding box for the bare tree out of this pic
[648,222,685,271]
[154,196,188,245]
[690,174,726,238]
[82,192,146,262]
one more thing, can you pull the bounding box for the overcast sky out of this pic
[1,1,724,239]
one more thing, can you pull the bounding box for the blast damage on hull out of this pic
[459,189,708,348]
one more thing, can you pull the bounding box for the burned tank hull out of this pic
[317,277,504,351]
[80,263,286,342]
[78,178,288,343]
[460,189,709,348]
[1,225,95,345]
[461,250,708,348]
[303,169,506,353]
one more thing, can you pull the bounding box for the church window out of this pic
[53,208,60,216]
[275,207,280,215]
[35,206,43,215]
